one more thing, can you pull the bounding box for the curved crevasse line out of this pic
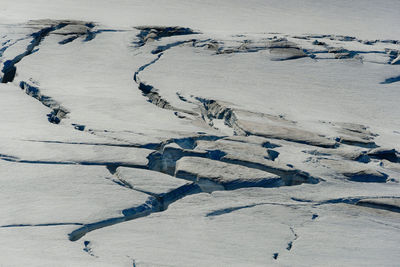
[1,22,68,83]
[0,155,149,170]
[134,26,199,47]
[286,226,298,251]
[1,222,83,228]
[68,183,201,241]
[291,195,400,211]
[205,202,304,217]
[133,52,198,116]
[381,75,400,84]
[0,36,30,58]
[19,81,69,124]
[24,139,161,150]
[133,53,163,83]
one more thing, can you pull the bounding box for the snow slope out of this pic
[0,1,399,266]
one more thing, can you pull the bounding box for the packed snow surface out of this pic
[0,1,399,266]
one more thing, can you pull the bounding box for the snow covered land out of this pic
[0,1,399,266]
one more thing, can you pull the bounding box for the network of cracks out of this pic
[0,20,399,261]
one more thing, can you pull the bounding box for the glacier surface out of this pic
[0,1,399,266]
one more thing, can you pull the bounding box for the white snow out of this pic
[0,1,399,266]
